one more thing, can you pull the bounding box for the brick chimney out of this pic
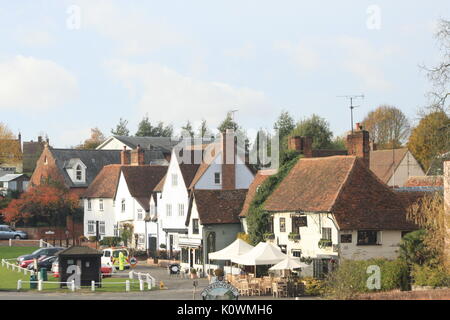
[287,136,313,158]
[121,146,131,165]
[346,123,370,166]
[131,145,145,166]
[222,129,236,190]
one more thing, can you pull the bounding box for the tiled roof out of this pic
[239,169,276,217]
[264,156,417,230]
[58,246,102,256]
[189,189,248,225]
[369,148,408,184]
[83,165,121,199]
[153,174,166,192]
[403,175,443,188]
[112,136,180,153]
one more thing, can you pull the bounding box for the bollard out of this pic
[9,239,12,247]
[129,271,134,279]
[38,280,43,291]
[139,279,144,291]
[125,280,130,292]
[71,279,76,292]
[17,280,22,291]
[37,272,41,281]
[147,280,151,290]
[91,280,96,292]
[39,239,43,248]
[23,268,27,275]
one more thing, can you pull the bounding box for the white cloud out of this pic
[104,59,271,127]
[224,43,255,59]
[17,30,54,47]
[336,36,399,91]
[75,0,185,55]
[274,41,320,71]
[0,55,78,111]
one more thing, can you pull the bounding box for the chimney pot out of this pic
[121,146,131,165]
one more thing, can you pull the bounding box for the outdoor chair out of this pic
[238,280,251,296]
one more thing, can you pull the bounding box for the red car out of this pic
[19,255,47,269]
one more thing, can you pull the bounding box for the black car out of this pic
[17,247,64,263]
[27,256,58,270]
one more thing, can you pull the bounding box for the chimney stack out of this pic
[287,136,313,158]
[346,123,370,166]
[222,129,236,190]
[38,136,43,143]
[121,146,131,165]
[131,145,145,166]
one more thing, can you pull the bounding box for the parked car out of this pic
[17,247,64,264]
[20,255,48,268]
[26,256,57,270]
[0,225,28,240]
[101,248,130,270]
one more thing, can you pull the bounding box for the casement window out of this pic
[195,247,203,265]
[178,203,184,216]
[322,227,332,240]
[340,234,352,243]
[214,172,221,184]
[357,230,380,245]
[313,258,330,279]
[192,219,199,234]
[137,209,143,220]
[87,199,92,211]
[87,221,95,234]
[99,221,105,235]
[181,248,189,263]
[99,199,104,211]
[172,174,178,186]
[138,234,145,244]
[166,204,172,217]
[291,216,307,233]
[114,225,119,237]
[76,165,82,181]
[121,199,126,213]
[291,250,301,258]
[279,217,286,233]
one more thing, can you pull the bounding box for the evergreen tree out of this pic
[111,118,130,136]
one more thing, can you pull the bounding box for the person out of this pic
[118,251,125,271]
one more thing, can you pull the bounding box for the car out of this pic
[26,256,57,270]
[101,248,131,270]
[17,247,64,264]
[20,255,48,269]
[0,225,28,240]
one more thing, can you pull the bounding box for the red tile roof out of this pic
[83,165,121,199]
[403,176,443,187]
[264,156,417,230]
[189,189,248,225]
[239,169,276,217]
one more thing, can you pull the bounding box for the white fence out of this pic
[1,258,33,275]
[5,239,53,248]
[129,270,156,289]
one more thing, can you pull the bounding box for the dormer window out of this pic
[76,165,82,181]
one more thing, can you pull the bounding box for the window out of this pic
[357,230,380,245]
[192,219,199,234]
[291,216,307,233]
[279,217,286,233]
[340,234,352,243]
[166,204,172,217]
[87,221,95,234]
[137,209,143,220]
[172,174,178,186]
[113,225,118,237]
[322,227,332,240]
[138,234,145,244]
[76,165,82,181]
[44,156,48,165]
[99,199,104,211]
[99,221,105,235]
[178,203,184,216]
[214,172,221,184]
[121,199,126,213]
[87,199,92,211]
[104,251,111,258]
[292,250,301,258]
[181,248,189,263]
[313,258,332,279]
[195,248,203,265]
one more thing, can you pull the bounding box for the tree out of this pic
[274,110,295,139]
[77,127,105,150]
[135,115,173,137]
[198,119,212,139]
[111,118,130,136]
[181,120,195,138]
[0,123,21,166]
[407,111,450,170]
[290,114,333,149]
[362,105,411,149]
[421,19,450,112]
[218,112,240,132]
[0,184,79,227]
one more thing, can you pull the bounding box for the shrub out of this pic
[412,264,450,288]
[301,277,326,296]
[88,236,98,242]
[99,236,121,247]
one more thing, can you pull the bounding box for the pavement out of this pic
[0,263,319,300]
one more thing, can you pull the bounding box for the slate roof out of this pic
[369,148,408,184]
[111,136,180,153]
[22,140,45,172]
[264,156,417,230]
[50,148,167,188]
[187,189,248,225]
[57,246,102,256]
[0,174,28,182]
[239,169,276,218]
[83,164,167,211]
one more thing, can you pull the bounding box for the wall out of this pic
[18,217,83,240]
[97,138,130,150]
[30,147,66,187]
[83,198,115,238]
[387,151,425,187]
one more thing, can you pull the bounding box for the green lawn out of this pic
[0,246,39,260]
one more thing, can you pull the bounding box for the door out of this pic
[189,249,194,268]
[148,237,157,258]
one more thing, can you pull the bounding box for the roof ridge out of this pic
[329,157,357,213]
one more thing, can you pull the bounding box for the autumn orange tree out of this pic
[0,183,79,227]
[0,122,22,166]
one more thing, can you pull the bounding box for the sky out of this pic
[0,0,449,147]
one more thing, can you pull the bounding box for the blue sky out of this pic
[0,0,448,147]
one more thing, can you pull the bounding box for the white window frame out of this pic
[99,199,104,211]
[166,204,172,217]
[99,221,105,235]
[87,220,95,234]
[137,209,143,220]
[178,203,184,216]
[121,199,126,213]
[87,199,92,211]
[172,174,178,186]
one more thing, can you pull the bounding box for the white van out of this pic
[101,248,131,270]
